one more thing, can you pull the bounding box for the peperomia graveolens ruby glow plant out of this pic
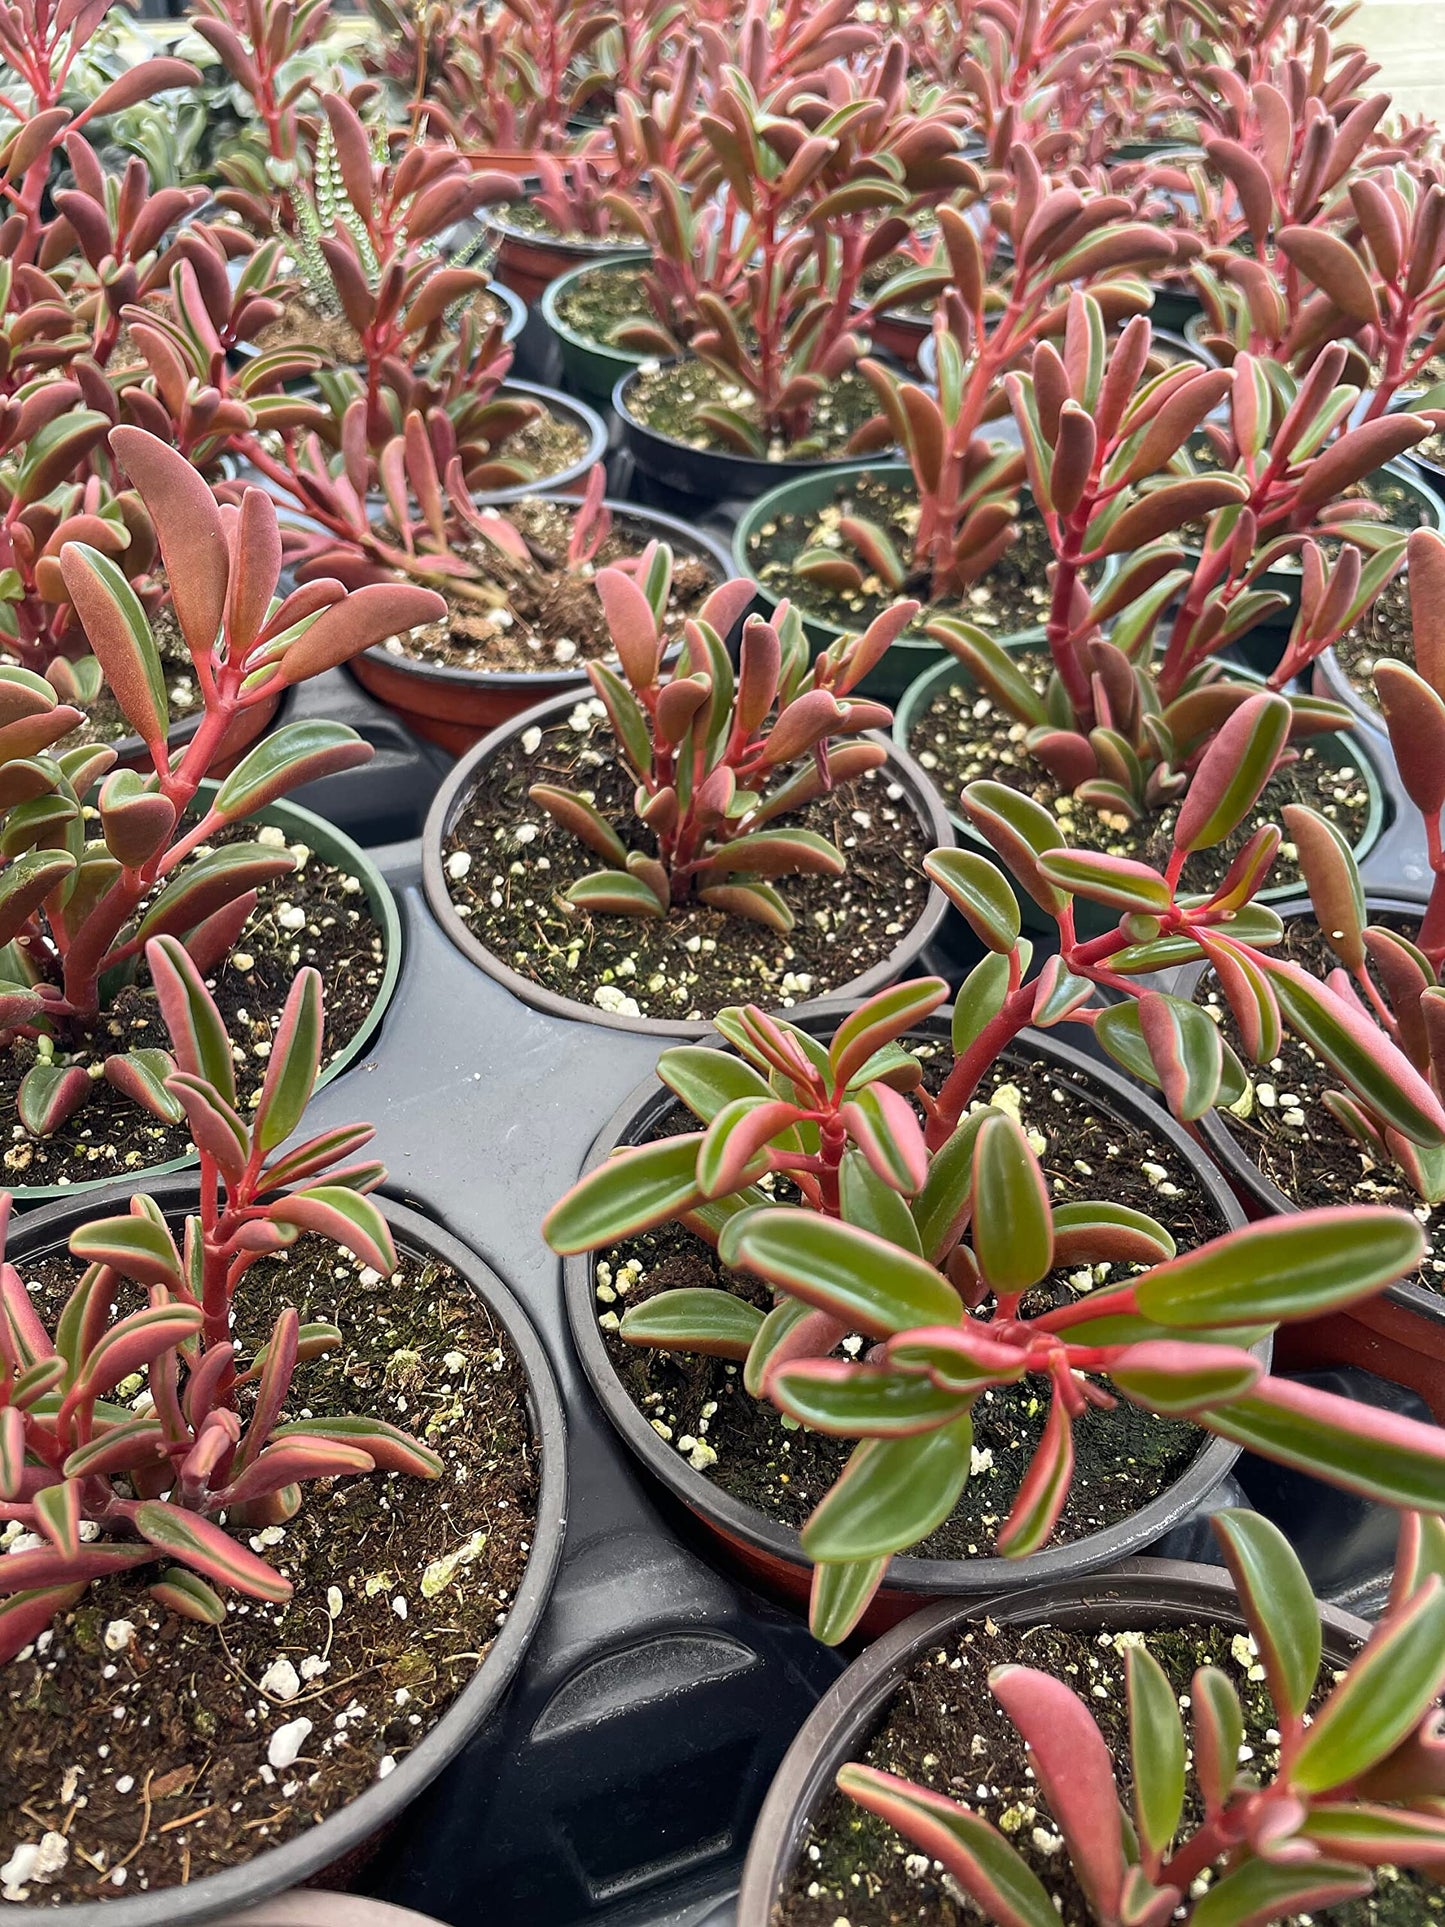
[0,425,441,1138]
[527,557,909,930]
[0,936,439,1662]
[840,1509,1445,1924]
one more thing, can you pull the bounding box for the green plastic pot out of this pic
[894,644,1388,939]
[6,786,402,1207]
[733,461,1115,705]
[540,255,651,410]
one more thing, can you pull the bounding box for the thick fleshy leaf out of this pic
[1283,805,1367,972]
[76,1300,203,1397]
[1127,1644,1186,1859]
[1205,1376,1445,1511]
[971,1112,1052,1297]
[1173,693,1291,855]
[838,1083,929,1196]
[1266,962,1445,1147]
[133,1500,292,1601]
[544,1135,708,1252]
[1135,989,1226,1122]
[921,850,1020,952]
[222,1436,375,1505]
[270,1416,441,1478]
[110,425,228,659]
[1211,1510,1320,1722]
[70,1213,183,1290]
[166,1070,250,1181]
[800,1414,975,1560]
[697,1097,807,1197]
[809,1556,889,1646]
[1192,1665,1245,1816]
[1037,849,1172,913]
[840,1151,924,1253]
[836,1767,1058,1927]
[1110,1341,1262,1415]
[0,848,75,947]
[274,583,448,686]
[717,1209,964,1337]
[1375,661,1445,817]
[1292,1578,1445,1792]
[0,1584,86,1664]
[252,967,321,1152]
[988,1665,1126,1918]
[618,1287,764,1359]
[1189,1858,1371,1927]
[658,1045,776,1124]
[137,844,295,944]
[770,1360,967,1437]
[34,1478,82,1559]
[213,723,371,822]
[828,978,949,1088]
[528,784,628,866]
[144,935,234,1108]
[149,1568,227,1624]
[58,543,168,752]
[1051,1201,1173,1267]
[17,1063,90,1137]
[1134,1208,1424,1327]
[62,1415,169,1481]
[568,871,667,918]
[958,784,1068,917]
[266,1186,396,1276]
[995,1392,1074,1556]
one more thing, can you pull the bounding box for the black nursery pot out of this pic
[613,362,884,514]
[421,689,953,1039]
[2,1178,567,1927]
[563,1014,1254,1633]
[1169,895,1445,1425]
[734,1559,1370,1925]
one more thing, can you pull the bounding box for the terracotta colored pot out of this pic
[347,495,734,753]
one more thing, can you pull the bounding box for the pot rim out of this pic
[0,1176,568,1926]
[231,277,526,364]
[483,182,639,260]
[4,786,403,1207]
[473,379,608,506]
[354,494,735,697]
[613,360,884,486]
[892,646,1390,886]
[421,689,954,1039]
[735,1557,1372,1927]
[538,253,654,363]
[1173,888,1445,1329]
[562,1012,1255,1590]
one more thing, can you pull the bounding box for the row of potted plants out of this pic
[5,0,1445,1920]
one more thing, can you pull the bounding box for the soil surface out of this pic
[1332,571,1413,714]
[377,497,718,675]
[441,700,933,1021]
[490,199,625,245]
[0,1229,539,1904]
[552,261,651,347]
[597,1041,1226,1554]
[776,1614,1441,1926]
[1197,911,1445,1299]
[253,287,512,364]
[745,474,1062,638]
[483,403,590,488]
[0,824,385,1188]
[627,360,885,462]
[907,648,1374,897]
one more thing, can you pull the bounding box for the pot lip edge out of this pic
[0,1179,568,1927]
[419,688,954,1041]
[735,1559,1374,1927]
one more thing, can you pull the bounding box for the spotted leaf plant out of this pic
[925,296,1426,823]
[0,424,442,1141]
[527,558,908,930]
[840,1510,1445,1925]
[0,936,440,1664]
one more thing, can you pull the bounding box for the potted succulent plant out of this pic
[423,564,950,1033]
[544,698,1445,1639]
[265,444,734,749]
[0,426,440,1196]
[0,940,565,1917]
[739,1512,1445,1926]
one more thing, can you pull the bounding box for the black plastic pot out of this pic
[735,1558,1370,1926]
[613,362,886,515]
[1167,893,1445,1424]
[2,1178,567,1927]
[563,1012,1254,1631]
[421,689,953,1038]
[348,495,736,754]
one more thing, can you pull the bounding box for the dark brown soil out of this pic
[380,498,718,675]
[253,287,512,364]
[441,704,932,1021]
[745,474,1061,638]
[0,1229,538,1904]
[598,1043,1224,1553]
[776,1614,1441,1927]
[908,649,1374,896]
[627,361,885,462]
[0,825,385,1188]
[552,261,651,347]
[1196,911,1445,1299]
[1332,571,1413,714]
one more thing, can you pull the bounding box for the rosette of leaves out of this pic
[0,936,441,1662]
[526,557,909,930]
[925,296,1427,821]
[0,425,442,1138]
[841,1510,1445,1924]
